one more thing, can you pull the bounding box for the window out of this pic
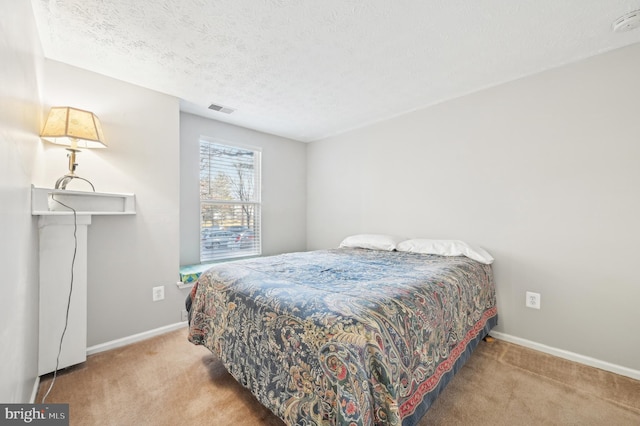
[200,139,261,262]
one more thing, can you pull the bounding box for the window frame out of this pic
[199,136,262,262]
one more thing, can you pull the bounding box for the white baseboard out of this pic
[86,322,188,356]
[489,331,640,381]
[29,376,40,403]
[84,325,639,381]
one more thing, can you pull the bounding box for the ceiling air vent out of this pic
[612,10,640,32]
[208,103,235,114]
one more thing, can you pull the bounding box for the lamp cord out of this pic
[41,196,77,403]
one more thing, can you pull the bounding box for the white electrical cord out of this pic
[41,196,77,403]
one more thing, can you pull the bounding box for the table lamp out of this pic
[40,106,107,190]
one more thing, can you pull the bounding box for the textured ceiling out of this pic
[31,1,640,142]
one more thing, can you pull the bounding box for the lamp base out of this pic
[55,174,96,191]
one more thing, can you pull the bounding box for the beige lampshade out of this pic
[40,106,107,149]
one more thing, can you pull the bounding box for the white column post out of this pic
[38,215,91,375]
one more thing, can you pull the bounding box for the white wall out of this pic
[180,112,307,265]
[0,1,43,402]
[34,60,182,347]
[307,43,640,372]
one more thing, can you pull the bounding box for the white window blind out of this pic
[200,139,261,262]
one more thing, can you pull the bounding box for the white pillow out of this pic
[339,234,404,251]
[396,239,494,264]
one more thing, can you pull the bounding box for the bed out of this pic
[187,243,497,425]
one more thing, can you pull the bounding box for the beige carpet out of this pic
[37,328,640,425]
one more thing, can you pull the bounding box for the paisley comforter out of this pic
[187,248,498,425]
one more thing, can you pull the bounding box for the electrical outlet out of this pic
[525,291,541,309]
[181,309,189,322]
[152,285,165,302]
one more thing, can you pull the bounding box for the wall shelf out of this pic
[31,185,135,215]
